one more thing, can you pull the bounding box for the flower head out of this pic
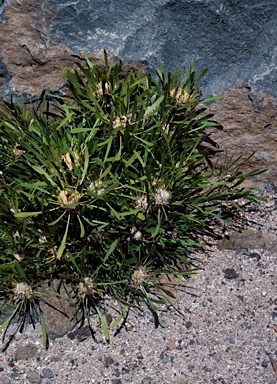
[12,282,33,302]
[88,180,105,196]
[77,277,95,297]
[170,87,190,105]
[58,190,82,207]
[96,82,110,97]
[131,227,143,241]
[135,195,148,209]
[132,266,148,286]
[113,115,128,129]
[154,187,170,205]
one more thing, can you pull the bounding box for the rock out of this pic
[49,0,277,98]
[261,360,268,368]
[40,280,82,340]
[158,274,179,304]
[168,338,175,350]
[239,273,252,281]
[26,370,42,384]
[0,0,276,101]
[67,325,92,342]
[185,321,193,329]
[112,380,122,384]
[242,251,261,260]
[0,0,146,103]
[103,355,115,367]
[141,377,153,384]
[41,368,54,379]
[223,268,238,280]
[209,86,277,182]
[14,343,38,361]
[218,230,274,250]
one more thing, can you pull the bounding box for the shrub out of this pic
[0,52,265,344]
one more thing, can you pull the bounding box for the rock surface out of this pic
[209,86,277,182]
[47,0,277,98]
[0,0,277,100]
[0,0,146,102]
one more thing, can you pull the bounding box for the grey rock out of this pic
[239,273,252,281]
[223,268,238,280]
[261,360,268,368]
[26,370,42,384]
[142,377,153,384]
[103,355,115,367]
[218,230,274,251]
[0,0,277,101]
[40,280,82,340]
[41,368,54,379]
[14,343,38,361]
[185,321,193,329]
[242,251,261,260]
[0,301,19,326]
[272,311,277,319]
[49,0,277,98]
[9,369,19,379]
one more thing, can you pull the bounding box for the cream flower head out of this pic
[12,282,33,302]
[170,87,190,105]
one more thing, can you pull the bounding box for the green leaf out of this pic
[70,127,95,133]
[0,302,21,333]
[48,210,67,226]
[137,212,146,221]
[14,211,42,218]
[132,134,154,147]
[95,306,110,341]
[144,95,164,119]
[110,304,128,329]
[56,111,74,130]
[32,166,56,186]
[38,309,48,345]
[124,152,141,168]
[77,214,85,238]
[80,146,89,185]
[103,239,119,264]
[56,214,70,260]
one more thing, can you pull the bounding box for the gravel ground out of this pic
[0,185,276,384]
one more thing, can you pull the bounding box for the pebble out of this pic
[239,273,252,281]
[26,370,42,384]
[141,376,153,384]
[223,268,239,279]
[41,368,54,379]
[14,343,38,361]
[261,360,268,368]
[272,312,277,319]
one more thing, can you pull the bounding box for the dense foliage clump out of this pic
[0,52,265,343]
